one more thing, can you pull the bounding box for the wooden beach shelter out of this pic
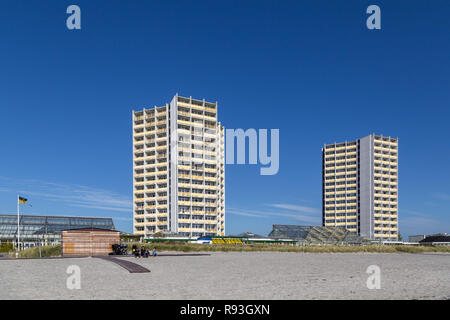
[61,228,120,256]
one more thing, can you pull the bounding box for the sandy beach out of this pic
[0,252,449,300]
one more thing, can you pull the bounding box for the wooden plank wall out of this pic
[62,230,120,256]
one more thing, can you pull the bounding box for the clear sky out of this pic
[1,1,449,238]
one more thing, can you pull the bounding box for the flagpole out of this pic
[17,195,20,253]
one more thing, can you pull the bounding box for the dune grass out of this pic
[0,243,14,253]
[16,245,61,258]
[10,242,450,258]
[128,242,450,254]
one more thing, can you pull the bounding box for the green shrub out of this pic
[0,243,14,253]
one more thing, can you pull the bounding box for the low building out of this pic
[0,214,115,249]
[419,234,450,246]
[408,235,426,243]
[268,224,365,245]
[61,228,120,256]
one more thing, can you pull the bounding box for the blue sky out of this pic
[0,1,449,238]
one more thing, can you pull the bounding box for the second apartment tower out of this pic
[322,134,398,241]
[133,94,225,238]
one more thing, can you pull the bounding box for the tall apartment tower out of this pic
[132,94,225,238]
[322,134,398,241]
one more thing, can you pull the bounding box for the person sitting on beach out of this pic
[140,247,146,258]
[152,248,157,257]
[132,244,139,258]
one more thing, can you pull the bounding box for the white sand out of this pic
[0,252,449,299]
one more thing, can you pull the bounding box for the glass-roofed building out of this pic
[268,224,364,245]
[0,214,115,248]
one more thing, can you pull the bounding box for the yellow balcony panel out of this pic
[177,101,193,107]
[345,224,357,228]
[178,192,191,197]
[157,212,168,216]
[204,131,217,137]
[374,234,387,238]
[178,120,191,126]
[204,115,216,121]
[191,219,205,224]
